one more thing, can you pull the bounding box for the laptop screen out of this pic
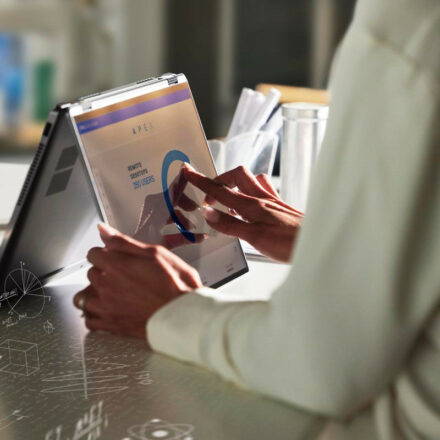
[71,78,248,287]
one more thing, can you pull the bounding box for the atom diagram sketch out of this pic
[41,339,129,399]
[1,261,50,319]
[127,418,194,440]
[0,409,28,431]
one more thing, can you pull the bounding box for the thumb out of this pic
[203,207,258,244]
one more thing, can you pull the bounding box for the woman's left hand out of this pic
[73,223,202,339]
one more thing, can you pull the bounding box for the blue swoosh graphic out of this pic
[161,150,196,243]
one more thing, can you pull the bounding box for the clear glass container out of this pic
[208,130,278,176]
[281,102,328,212]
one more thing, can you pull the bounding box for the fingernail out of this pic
[183,162,195,171]
[203,206,220,223]
[98,223,117,238]
[204,195,216,206]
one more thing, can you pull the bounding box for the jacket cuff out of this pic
[147,287,264,384]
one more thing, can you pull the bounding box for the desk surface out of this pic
[0,159,323,439]
[0,263,323,440]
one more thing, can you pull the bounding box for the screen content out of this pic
[73,81,248,287]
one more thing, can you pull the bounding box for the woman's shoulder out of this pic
[353,0,440,86]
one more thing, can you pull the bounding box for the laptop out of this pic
[0,73,248,291]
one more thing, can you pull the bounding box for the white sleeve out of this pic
[148,9,440,419]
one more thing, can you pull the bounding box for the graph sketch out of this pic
[127,418,194,440]
[44,400,108,440]
[1,261,50,319]
[41,339,129,399]
[0,409,28,431]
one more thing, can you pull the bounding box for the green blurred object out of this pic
[33,60,55,122]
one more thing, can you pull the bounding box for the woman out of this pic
[74,0,440,437]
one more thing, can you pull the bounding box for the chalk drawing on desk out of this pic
[126,418,194,440]
[0,338,40,376]
[44,400,108,440]
[134,370,153,385]
[43,320,55,334]
[41,339,129,399]
[0,409,28,431]
[1,261,50,320]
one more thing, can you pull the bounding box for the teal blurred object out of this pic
[33,60,55,122]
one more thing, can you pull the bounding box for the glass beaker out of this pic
[280,103,328,212]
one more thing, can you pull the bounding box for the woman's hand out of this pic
[73,224,202,339]
[183,165,303,262]
[134,166,206,249]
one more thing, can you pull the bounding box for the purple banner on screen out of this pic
[76,88,191,134]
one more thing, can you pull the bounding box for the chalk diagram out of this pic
[44,400,108,440]
[126,418,194,440]
[0,409,28,431]
[43,320,55,334]
[70,400,108,440]
[0,338,40,376]
[41,339,129,399]
[2,262,50,318]
[134,370,153,386]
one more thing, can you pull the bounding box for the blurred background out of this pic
[0,0,355,154]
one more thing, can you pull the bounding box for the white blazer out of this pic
[148,0,440,438]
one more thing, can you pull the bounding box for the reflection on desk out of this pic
[0,263,324,439]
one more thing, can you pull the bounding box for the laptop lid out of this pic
[0,108,103,288]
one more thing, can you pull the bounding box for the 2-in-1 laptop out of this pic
[0,73,248,290]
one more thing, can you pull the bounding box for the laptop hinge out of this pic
[162,73,178,85]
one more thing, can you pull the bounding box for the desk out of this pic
[0,160,324,439]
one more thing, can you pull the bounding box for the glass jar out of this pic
[280,102,328,212]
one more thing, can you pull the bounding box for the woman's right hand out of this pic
[183,164,303,262]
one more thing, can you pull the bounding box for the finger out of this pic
[165,209,196,230]
[176,192,199,211]
[82,292,107,317]
[172,172,198,212]
[88,247,167,288]
[98,224,153,257]
[86,266,110,289]
[86,315,146,339]
[214,166,272,199]
[254,175,304,216]
[171,165,187,201]
[85,316,115,334]
[182,165,262,220]
[73,285,96,310]
[87,247,129,271]
[162,233,207,250]
[154,248,203,289]
[256,174,278,197]
[99,223,147,248]
[203,206,259,243]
